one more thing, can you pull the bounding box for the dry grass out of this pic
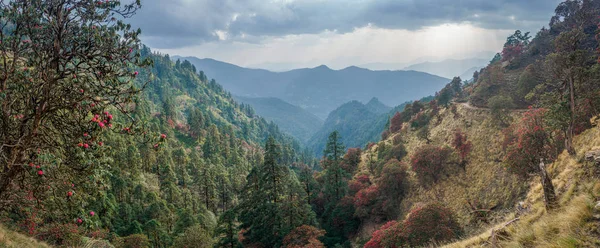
[356,104,529,240]
[358,105,600,247]
[0,224,50,248]
[442,125,600,247]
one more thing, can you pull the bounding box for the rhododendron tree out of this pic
[364,221,402,248]
[503,108,561,209]
[401,203,462,247]
[503,108,561,175]
[389,112,403,133]
[452,129,472,167]
[410,145,453,185]
[0,0,151,206]
[377,159,409,217]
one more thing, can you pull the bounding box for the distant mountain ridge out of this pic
[173,56,450,119]
[234,96,323,144]
[403,58,488,79]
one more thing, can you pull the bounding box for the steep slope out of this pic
[404,58,488,79]
[352,104,529,244]
[0,48,311,247]
[175,56,449,119]
[445,125,600,248]
[234,96,323,144]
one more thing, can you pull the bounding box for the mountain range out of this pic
[173,56,450,119]
[403,58,489,79]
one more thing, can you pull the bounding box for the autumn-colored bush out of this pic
[353,185,380,219]
[402,203,462,247]
[503,108,560,176]
[452,129,472,166]
[411,145,453,185]
[364,221,401,248]
[365,203,462,248]
[390,112,403,133]
[348,174,371,196]
[282,225,326,248]
[36,223,81,246]
[341,148,362,174]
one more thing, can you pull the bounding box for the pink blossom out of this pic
[83,143,89,149]
[98,122,105,128]
[37,170,43,176]
[89,211,95,216]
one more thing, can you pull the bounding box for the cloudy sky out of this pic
[129,0,562,70]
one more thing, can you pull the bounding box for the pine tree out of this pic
[322,131,347,202]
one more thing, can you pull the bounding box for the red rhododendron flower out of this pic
[67,191,73,197]
[37,170,43,176]
[89,211,95,216]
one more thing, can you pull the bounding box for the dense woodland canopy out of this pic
[1,0,600,248]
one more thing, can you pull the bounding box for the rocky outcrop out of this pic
[585,149,600,165]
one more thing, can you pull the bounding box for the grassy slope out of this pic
[355,104,530,243]
[445,126,600,248]
[0,224,49,248]
[355,102,600,247]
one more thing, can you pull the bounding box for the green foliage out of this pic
[172,225,214,248]
[238,137,316,248]
[488,95,516,126]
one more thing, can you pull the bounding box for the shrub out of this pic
[364,221,402,248]
[365,203,462,247]
[452,129,472,166]
[390,112,403,133]
[377,160,409,218]
[378,160,409,201]
[402,203,462,247]
[282,225,326,248]
[488,95,515,126]
[411,145,453,185]
[348,174,371,196]
[503,108,560,176]
[341,148,362,174]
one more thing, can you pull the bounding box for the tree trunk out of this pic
[567,78,576,155]
[539,159,557,210]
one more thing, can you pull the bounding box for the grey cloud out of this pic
[128,0,563,49]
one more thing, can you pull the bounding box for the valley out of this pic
[1,1,600,248]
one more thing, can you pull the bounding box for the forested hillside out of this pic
[0,1,318,247]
